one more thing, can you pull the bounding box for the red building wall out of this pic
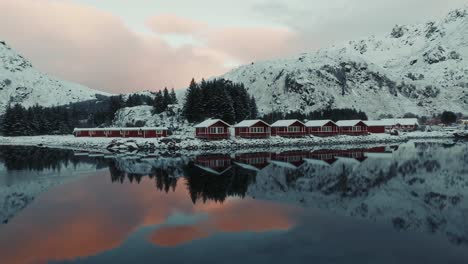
[308,121,339,136]
[339,122,369,135]
[367,126,386,134]
[271,121,307,137]
[195,121,230,140]
[235,122,271,138]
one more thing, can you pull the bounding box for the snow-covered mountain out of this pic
[221,8,468,118]
[0,41,109,114]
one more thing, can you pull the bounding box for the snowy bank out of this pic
[0,131,457,153]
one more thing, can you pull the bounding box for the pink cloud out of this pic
[0,0,227,93]
[146,14,207,34]
[0,1,306,94]
[206,27,305,63]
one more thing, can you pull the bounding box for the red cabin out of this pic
[271,120,307,137]
[305,120,339,136]
[336,120,368,136]
[234,120,271,139]
[364,121,387,134]
[73,127,168,138]
[194,119,231,140]
[381,118,419,131]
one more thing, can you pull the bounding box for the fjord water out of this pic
[1,141,468,264]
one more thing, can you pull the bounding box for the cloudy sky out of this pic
[0,0,467,93]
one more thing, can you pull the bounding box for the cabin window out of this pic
[156,130,163,135]
[352,126,361,131]
[250,127,264,133]
[138,130,143,135]
[288,126,301,132]
[322,126,332,132]
[210,127,224,134]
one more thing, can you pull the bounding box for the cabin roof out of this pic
[234,119,270,128]
[363,120,392,126]
[73,127,168,132]
[194,119,231,128]
[305,120,335,127]
[271,119,305,127]
[336,120,365,127]
[380,118,419,126]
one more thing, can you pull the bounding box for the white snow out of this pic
[0,41,109,114]
[234,120,269,128]
[336,120,364,127]
[220,7,468,118]
[380,118,419,126]
[305,120,335,127]
[194,119,231,128]
[271,119,304,127]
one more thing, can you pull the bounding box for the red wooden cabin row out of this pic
[73,127,168,138]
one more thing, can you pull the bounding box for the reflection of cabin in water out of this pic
[195,154,232,175]
[271,150,309,167]
[234,152,272,171]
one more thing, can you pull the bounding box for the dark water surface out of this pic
[1,141,468,264]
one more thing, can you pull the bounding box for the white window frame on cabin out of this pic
[321,126,333,132]
[210,127,225,134]
[352,126,362,132]
[249,127,265,133]
[156,130,163,135]
[288,126,301,132]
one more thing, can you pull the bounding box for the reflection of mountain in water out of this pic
[247,141,468,246]
[2,142,468,247]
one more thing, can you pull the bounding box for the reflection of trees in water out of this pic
[184,162,256,204]
[0,146,106,171]
[108,160,177,193]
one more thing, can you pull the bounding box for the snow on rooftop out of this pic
[305,120,335,127]
[194,119,231,128]
[271,120,304,127]
[234,120,269,128]
[336,120,364,127]
[380,118,419,126]
[364,120,393,126]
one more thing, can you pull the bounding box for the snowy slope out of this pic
[221,7,468,118]
[0,41,109,114]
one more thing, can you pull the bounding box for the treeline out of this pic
[125,88,178,114]
[262,108,368,124]
[183,78,258,124]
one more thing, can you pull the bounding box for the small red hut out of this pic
[234,120,271,139]
[305,120,339,136]
[271,120,307,137]
[336,120,368,136]
[195,154,232,175]
[364,120,388,134]
[194,119,231,140]
[73,127,168,138]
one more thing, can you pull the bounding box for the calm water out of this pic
[1,141,468,264]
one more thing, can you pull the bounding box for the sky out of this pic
[0,0,467,94]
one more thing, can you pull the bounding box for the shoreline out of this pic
[0,131,456,154]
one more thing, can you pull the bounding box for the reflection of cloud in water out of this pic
[0,172,298,264]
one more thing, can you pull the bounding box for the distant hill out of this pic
[0,41,109,114]
[221,7,468,118]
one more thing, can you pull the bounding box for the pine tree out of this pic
[153,91,165,114]
[163,87,171,109]
[249,96,258,119]
[170,88,178,104]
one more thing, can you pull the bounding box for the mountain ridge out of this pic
[0,41,109,114]
[220,7,468,118]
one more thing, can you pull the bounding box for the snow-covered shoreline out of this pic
[0,131,456,153]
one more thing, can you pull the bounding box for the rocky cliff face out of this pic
[221,8,468,118]
[0,41,108,114]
